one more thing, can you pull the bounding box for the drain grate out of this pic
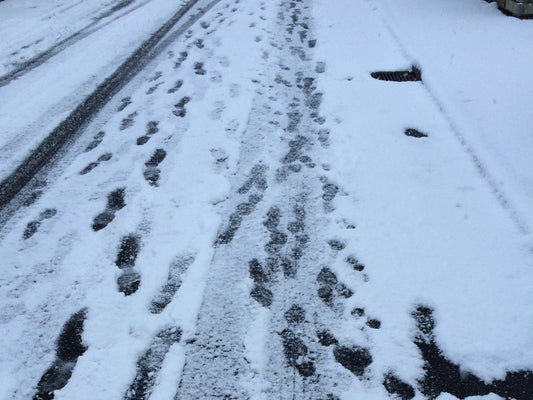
[371,66,422,82]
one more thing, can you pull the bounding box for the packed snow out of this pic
[0,0,532,399]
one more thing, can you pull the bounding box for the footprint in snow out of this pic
[120,111,138,131]
[79,152,112,175]
[32,309,88,400]
[209,101,226,120]
[229,83,241,98]
[194,62,206,75]
[92,188,126,231]
[23,208,57,240]
[84,131,105,152]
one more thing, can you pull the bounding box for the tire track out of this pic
[0,0,148,87]
[124,326,182,400]
[0,0,223,214]
[176,1,348,398]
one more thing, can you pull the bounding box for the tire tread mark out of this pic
[0,0,215,211]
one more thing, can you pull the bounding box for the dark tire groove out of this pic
[0,0,214,212]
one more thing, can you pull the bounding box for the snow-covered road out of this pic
[0,0,532,399]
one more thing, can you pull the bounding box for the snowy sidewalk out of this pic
[0,0,532,399]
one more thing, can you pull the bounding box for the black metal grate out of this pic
[371,66,422,82]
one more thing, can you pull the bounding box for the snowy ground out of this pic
[0,0,532,399]
[0,0,195,182]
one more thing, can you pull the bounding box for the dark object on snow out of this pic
[250,285,273,307]
[333,345,372,376]
[497,0,533,18]
[383,373,416,400]
[366,319,381,329]
[371,66,422,82]
[405,128,428,138]
[33,309,88,400]
[412,305,533,400]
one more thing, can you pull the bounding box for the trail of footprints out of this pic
[116,13,241,397]
[85,1,237,234]
[245,197,377,383]
[33,292,533,399]
[29,0,533,398]
[269,234,533,399]
[31,249,194,399]
[121,258,195,399]
[29,2,256,399]
[227,0,403,394]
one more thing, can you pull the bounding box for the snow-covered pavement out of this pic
[0,0,532,399]
[0,0,206,185]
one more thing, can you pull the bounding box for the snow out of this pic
[0,0,192,182]
[0,0,532,399]
[314,0,533,383]
[0,0,124,74]
[372,0,533,234]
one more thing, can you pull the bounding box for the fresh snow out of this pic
[0,0,192,182]
[313,0,533,379]
[0,0,532,399]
